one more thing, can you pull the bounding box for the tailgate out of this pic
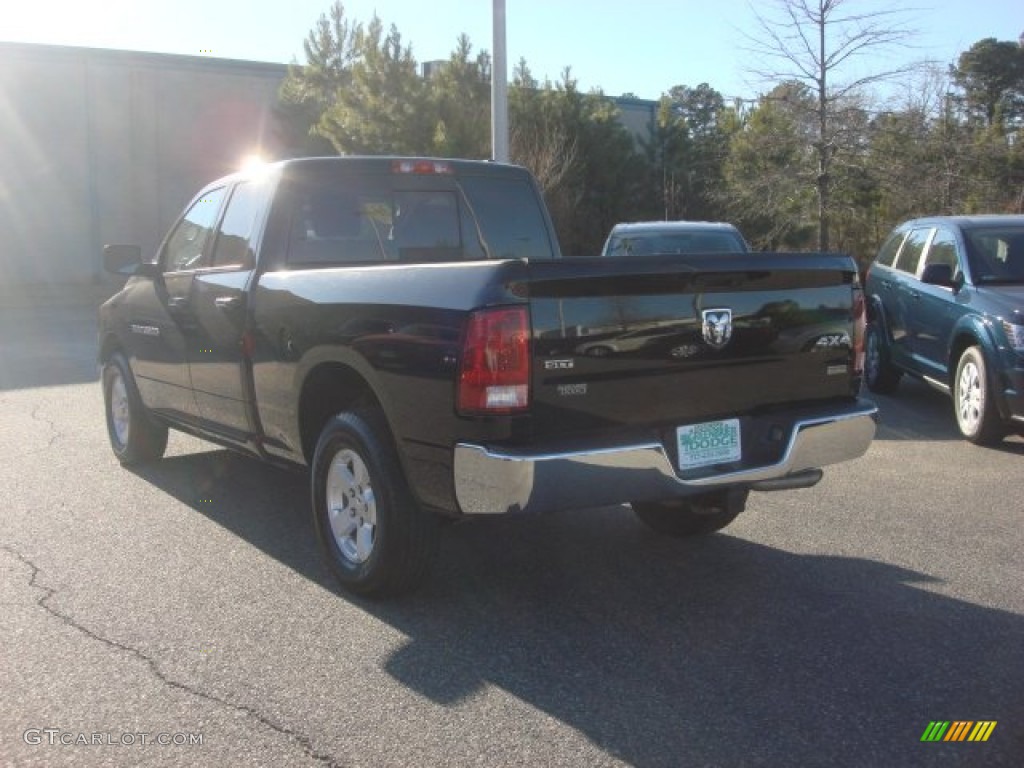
[527,253,861,441]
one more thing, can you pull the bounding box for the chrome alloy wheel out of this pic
[109,370,131,448]
[957,358,984,434]
[326,449,377,564]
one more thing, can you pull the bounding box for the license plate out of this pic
[677,419,741,471]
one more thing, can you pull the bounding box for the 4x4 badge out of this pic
[702,308,733,350]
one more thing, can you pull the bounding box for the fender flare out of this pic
[866,295,893,346]
[946,316,1009,419]
[293,345,400,442]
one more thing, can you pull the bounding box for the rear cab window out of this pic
[456,176,555,261]
[283,168,555,266]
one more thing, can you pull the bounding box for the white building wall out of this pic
[0,43,287,287]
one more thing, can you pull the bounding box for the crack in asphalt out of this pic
[1,545,344,768]
[30,404,62,448]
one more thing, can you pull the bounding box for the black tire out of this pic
[864,323,901,394]
[102,352,168,465]
[953,346,1005,445]
[311,410,439,597]
[632,488,748,537]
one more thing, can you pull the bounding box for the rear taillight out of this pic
[852,286,866,375]
[457,307,531,414]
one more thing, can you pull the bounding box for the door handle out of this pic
[214,295,241,310]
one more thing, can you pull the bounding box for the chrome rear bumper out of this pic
[453,401,877,515]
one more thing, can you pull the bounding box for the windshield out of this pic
[606,231,746,256]
[965,227,1024,284]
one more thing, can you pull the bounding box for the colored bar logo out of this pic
[921,721,997,742]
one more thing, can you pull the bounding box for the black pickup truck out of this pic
[99,157,877,596]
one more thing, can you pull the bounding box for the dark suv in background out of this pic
[864,215,1024,444]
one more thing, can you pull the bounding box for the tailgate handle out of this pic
[215,295,241,310]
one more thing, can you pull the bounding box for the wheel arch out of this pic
[865,295,891,340]
[947,320,1010,420]
[297,362,393,466]
[98,332,123,365]
[946,318,999,389]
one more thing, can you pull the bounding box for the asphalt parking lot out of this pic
[1,299,1022,767]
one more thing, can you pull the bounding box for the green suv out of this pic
[864,215,1024,444]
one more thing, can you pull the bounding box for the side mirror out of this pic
[921,263,960,289]
[103,244,158,278]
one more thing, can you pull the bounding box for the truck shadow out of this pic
[132,450,1023,766]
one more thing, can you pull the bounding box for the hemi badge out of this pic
[129,324,161,337]
[558,383,587,396]
[545,359,574,370]
[826,365,847,376]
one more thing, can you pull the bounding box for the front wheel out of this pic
[632,488,748,537]
[311,410,439,597]
[953,346,1005,445]
[102,352,168,465]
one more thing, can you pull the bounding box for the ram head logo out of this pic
[701,308,733,350]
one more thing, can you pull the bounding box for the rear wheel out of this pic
[864,324,901,394]
[311,410,439,597]
[102,353,168,465]
[953,346,1004,445]
[632,488,748,537]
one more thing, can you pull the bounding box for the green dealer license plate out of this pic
[677,418,741,471]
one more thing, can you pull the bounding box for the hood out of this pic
[974,285,1024,322]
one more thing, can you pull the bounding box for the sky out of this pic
[1,0,1021,103]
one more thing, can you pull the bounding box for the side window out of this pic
[921,228,960,277]
[210,182,265,269]
[874,230,906,268]
[163,188,226,272]
[893,227,931,275]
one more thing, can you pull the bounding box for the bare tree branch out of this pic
[510,122,578,195]
[739,0,918,249]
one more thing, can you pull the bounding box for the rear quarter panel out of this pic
[249,259,531,466]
